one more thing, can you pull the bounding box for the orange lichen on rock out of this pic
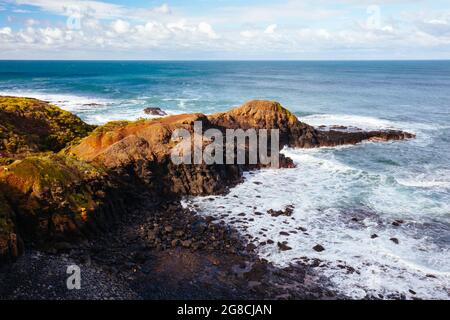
[80,208,88,222]
[68,113,208,167]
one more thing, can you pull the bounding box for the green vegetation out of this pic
[275,102,298,123]
[91,120,131,135]
[0,157,15,166]
[3,153,100,192]
[0,96,95,158]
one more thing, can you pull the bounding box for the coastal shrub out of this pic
[0,96,95,158]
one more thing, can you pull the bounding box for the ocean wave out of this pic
[282,148,358,173]
[185,149,450,299]
[301,113,443,133]
[162,97,200,110]
[0,90,112,112]
[396,178,450,189]
[85,108,181,125]
[302,114,399,130]
[0,90,185,125]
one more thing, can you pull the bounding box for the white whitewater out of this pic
[185,115,450,300]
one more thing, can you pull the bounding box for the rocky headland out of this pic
[0,97,415,299]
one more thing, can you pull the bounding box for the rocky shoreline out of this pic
[0,200,339,300]
[0,97,415,299]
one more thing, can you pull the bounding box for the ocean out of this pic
[0,60,449,299]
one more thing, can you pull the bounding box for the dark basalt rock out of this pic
[315,129,415,148]
[143,107,167,116]
[390,238,400,244]
[313,244,325,252]
[208,100,415,149]
[0,192,24,263]
[277,242,292,251]
[268,205,295,217]
[392,220,405,227]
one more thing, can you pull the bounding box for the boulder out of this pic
[144,107,167,116]
[313,244,325,252]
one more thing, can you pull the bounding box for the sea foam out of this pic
[185,142,450,299]
[0,90,181,125]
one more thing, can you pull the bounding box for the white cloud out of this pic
[13,9,32,13]
[154,4,171,15]
[41,27,64,44]
[198,22,219,39]
[1,0,450,59]
[418,18,450,36]
[112,19,130,34]
[240,30,257,38]
[26,19,38,26]
[0,27,12,36]
[264,24,277,34]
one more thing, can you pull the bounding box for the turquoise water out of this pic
[1,61,449,298]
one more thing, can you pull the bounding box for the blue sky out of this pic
[0,0,449,59]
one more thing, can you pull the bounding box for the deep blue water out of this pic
[0,61,449,125]
[0,61,449,298]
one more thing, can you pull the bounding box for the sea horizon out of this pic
[1,59,450,62]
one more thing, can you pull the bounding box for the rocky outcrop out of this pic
[0,96,127,262]
[208,100,319,148]
[68,114,250,196]
[0,154,133,257]
[0,112,243,261]
[0,98,415,263]
[0,97,94,160]
[68,114,208,165]
[208,100,415,148]
[315,129,415,147]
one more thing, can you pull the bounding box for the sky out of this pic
[0,0,449,60]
